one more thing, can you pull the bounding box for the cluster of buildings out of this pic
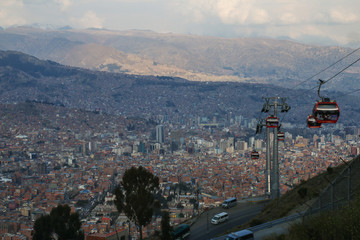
[0,102,359,239]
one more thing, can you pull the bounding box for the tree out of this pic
[160,211,173,240]
[32,204,84,240]
[114,166,160,240]
[32,215,52,240]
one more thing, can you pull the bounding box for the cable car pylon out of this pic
[257,97,290,199]
[256,118,271,197]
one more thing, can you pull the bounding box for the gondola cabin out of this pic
[307,115,321,128]
[266,116,279,128]
[277,132,285,141]
[313,99,340,124]
[251,151,260,160]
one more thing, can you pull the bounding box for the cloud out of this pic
[76,11,104,29]
[176,0,360,26]
[330,8,359,24]
[54,0,73,11]
[216,0,269,25]
[0,0,26,27]
[172,0,360,45]
[175,0,270,25]
[1,0,359,46]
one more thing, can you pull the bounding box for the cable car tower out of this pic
[258,96,290,199]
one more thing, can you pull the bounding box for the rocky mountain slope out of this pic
[1,27,360,92]
[1,50,360,126]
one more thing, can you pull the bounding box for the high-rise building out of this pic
[254,139,263,149]
[237,140,248,151]
[38,162,47,175]
[249,137,255,148]
[156,125,165,143]
[138,141,146,153]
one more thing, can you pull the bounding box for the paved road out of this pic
[189,202,265,240]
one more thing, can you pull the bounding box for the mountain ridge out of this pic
[1,50,360,126]
[1,26,359,92]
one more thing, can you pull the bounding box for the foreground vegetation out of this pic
[239,160,349,230]
[265,196,360,240]
[222,156,360,239]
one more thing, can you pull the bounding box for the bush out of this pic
[286,197,360,239]
[249,218,264,227]
[297,187,307,199]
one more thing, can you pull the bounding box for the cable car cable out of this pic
[278,53,359,125]
[290,47,360,91]
[277,47,360,98]
[261,47,360,129]
[275,48,360,124]
[321,56,360,85]
[290,55,360,100]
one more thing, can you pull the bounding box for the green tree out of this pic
[32,204,84,240]
[114,166,160,240]
[33,215,52,240]
[160,211,173,240]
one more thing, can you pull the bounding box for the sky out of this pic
[1,0,360,47]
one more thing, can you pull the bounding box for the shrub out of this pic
[249,218,264,227]
[297,187,307,199]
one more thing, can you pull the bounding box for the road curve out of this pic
[190,202,265,240]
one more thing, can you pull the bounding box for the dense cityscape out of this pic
[0,102,358,239]
[0,1,359,239]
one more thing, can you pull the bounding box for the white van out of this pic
[222,197,237,209]
[211,212,229,224]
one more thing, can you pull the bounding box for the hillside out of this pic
[226,155,360,237]
[1,27,360,92]
[1,50,360,126]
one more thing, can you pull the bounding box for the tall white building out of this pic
[156,125,165,143]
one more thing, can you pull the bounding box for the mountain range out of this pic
[1,49,360,126]
[1,26,360,92]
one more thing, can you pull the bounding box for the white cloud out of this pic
[54,0,73,11]
[0,0,26,27]
[216,0,269,24]
[330,8,359,24]
[176,0,360,26]
[250,8,269,24]
[76,11,104,29]
[1,0,359,46]
[279,13,298,25]
[216,0,248,24]
[171,0,360,45]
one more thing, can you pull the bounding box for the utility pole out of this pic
[260,97,290,199]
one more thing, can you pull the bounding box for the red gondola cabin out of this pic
[266,116,279,128]
[277,131,285,141]
[307,115,321,128]
[313,99,340,124]
[251,151,260,160]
